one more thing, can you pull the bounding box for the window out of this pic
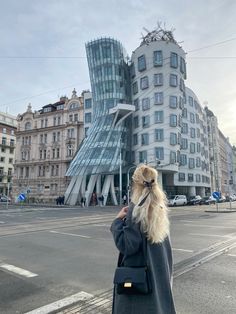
[85,112,92,123]
[178,173,185,181]
[85,98,92,109]
[197,142,201,153]
[190,113,195,123]
[189,96,193,107]
[153,73,163,86]
[133,134,138,145]
[196,157,201,167]
[53,132,56,143]
[74,114,78,121]
[196,174,201,182]
[190,143,195,153]
[139,151,147,163]
[138,55,146,72]
[133,116,139,128]
[11,130,14,135]
[142,98,150,110]
[154,111,164,123]
[44,134,47,144]
[67,144,74,157]
[153,51,163,66]
[69,114,73,122]
[182,122,188,134]
[142,115,150,128]
[132,81,138,95]
[180,78,185,92]
[180,154,187,166]
[57,104,64,110]
[25,122,31,130]
[169,96,177,108]
[155,147,164,160]
[67,128,75,138]
[0,157,5,162]
[155,129,164,142]
[182,108,187,118]
[57,148,60,158]
[2,128,6,134]
[170,74,178,87]
[170,52,178,68]
[190,128,196,138]
[57,116,61,125]
[170,114,177,127]
[170,151,176,164]
[8,158,12,164]
[180,57,186,76]
[154,92,163,105]
[140,76,149,89]
[41,120,44,128]
[170,133,177,145]
[181,138,188,149]
[188,173,194,182]
[53,117,57,126]
[141,133,149,145]
[189,158,195,169]
[133,98,139,111]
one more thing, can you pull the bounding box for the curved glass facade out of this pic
[66,38,131,177]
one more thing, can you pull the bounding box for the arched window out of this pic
[69,102,79,110]
[25,122,32,130]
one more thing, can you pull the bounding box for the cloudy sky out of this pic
[1,0,236,144]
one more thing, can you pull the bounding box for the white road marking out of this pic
[172,248,194,253]
[180,220,194,223]
[184,224,234,229]
[189,233,231,238]
[227,254,236,257]
[50,230,91,238]
[25,291,93,314]
[0,263,38,278]
[0,221,5,224]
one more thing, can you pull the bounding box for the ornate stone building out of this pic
[12,90,84,203]
[0,112,17,197]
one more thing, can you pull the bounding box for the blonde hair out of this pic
[131,164,169,244]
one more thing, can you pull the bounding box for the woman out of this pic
[110,164,176,314]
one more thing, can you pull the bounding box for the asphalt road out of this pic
[0,204,235,314]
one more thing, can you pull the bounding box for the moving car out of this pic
[168,195,187,206]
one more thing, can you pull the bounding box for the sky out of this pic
[1,0,236,144]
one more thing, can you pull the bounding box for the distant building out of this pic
[12,90,84,203]
[0,112,17,197]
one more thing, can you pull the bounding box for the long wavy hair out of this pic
[131,164,169,244]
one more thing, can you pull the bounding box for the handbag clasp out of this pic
[124,282,132,288]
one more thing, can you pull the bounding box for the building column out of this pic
[189,186,196,196]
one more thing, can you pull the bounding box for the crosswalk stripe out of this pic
[0,263,38,278]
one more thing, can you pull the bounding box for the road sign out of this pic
[212,191,220,199]
[18,193,26,201]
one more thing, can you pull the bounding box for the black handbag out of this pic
[113,234,152,295]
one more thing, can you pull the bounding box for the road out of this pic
[0,204,235,314]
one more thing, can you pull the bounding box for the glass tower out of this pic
[65,38,132,205]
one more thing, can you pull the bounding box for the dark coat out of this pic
[110,203,176,314]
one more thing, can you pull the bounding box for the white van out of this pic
[168,195,187,206]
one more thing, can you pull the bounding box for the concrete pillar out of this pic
[189,186,196,197]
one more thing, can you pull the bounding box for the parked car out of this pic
[0,195,11,203]
[199,196,216,205]
[168,195,187,206]
[187,195,202,205]
[218,195,226,203]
